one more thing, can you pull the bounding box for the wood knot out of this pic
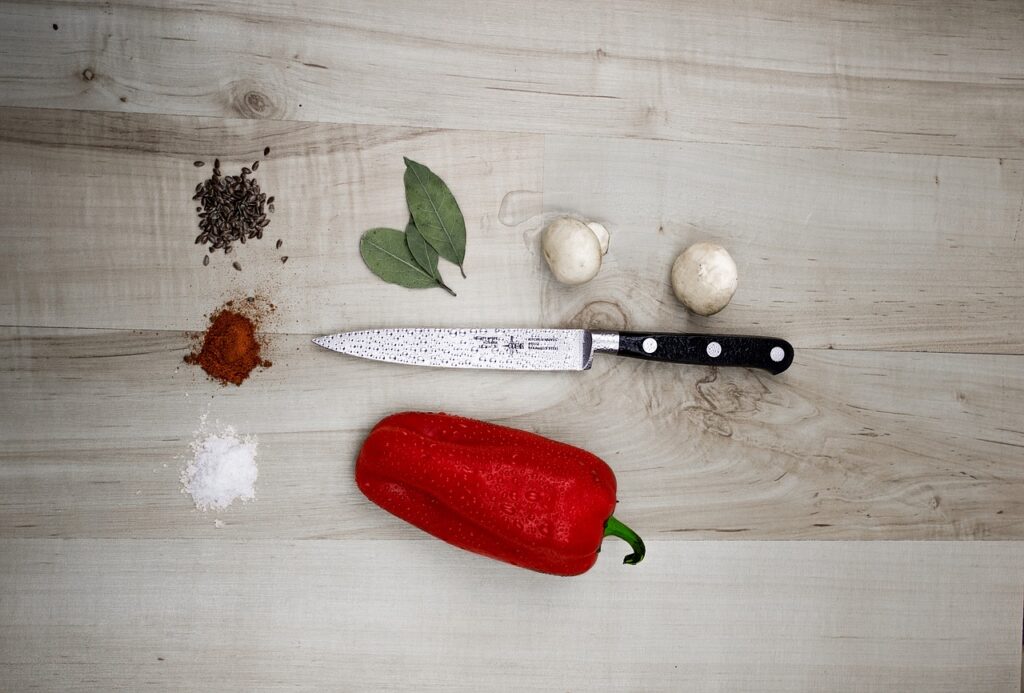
[244,91,269,114]
[568,300,629,331]
[231,85,283,119]
[695,368,767,416]
[690,408,733,438]
[82,68,95,81]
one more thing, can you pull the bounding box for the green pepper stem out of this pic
[603,516,646,565]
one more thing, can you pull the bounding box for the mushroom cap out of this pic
[671,242,738,316]
[586,221,610,255]
[542,217,603,285]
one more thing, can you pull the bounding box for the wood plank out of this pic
[3,5,1022,690]
[542,134,1024,353]
[1,1,1022,158]
[1,540,1020,692]
[2,327,1021,540]
[0,106,545,331]
[3,106,1023,355]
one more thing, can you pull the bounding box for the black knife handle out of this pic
[615,332,794,374]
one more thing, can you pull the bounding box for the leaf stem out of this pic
[437,279,457,296]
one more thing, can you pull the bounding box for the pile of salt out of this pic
[181,429,258,511]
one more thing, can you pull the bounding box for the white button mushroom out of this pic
[671,242,738,316]
[542,217,603,285]
[585,221,610,255]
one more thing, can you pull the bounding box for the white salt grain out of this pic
[181,429,258,511]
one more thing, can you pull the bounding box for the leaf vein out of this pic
[366,239,431,277]
[410,163,456,254]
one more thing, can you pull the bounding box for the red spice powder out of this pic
[185,309,271,385]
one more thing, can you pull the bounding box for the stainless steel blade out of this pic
[312,328,611,371]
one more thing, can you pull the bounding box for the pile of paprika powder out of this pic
[185,307,271,386]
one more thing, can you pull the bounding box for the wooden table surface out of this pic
[1,1,1022,690]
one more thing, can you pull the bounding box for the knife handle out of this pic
[615,332,794,374]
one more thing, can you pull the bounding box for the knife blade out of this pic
[312,328,794,374]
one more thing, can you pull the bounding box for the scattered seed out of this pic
[275,239,282,249]
[194,161,205,167]
[267,196,275,204]
[202,255,210,266]
[192,156,278,260]
[280,256,288,263]
[251,161,259,171]
[264,146,270,156]
[269,204,275,213]
[232,261,242,271]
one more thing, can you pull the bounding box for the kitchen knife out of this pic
[312,328,794,374]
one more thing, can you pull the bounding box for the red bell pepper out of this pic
[356,411,645,576]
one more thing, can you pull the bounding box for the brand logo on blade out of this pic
[472,334,556,354]
[504,337,524,354]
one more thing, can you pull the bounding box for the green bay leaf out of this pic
[359,227,439,289]
[403,157,467,277]
[405,219,438,278]
[405,220,455,296]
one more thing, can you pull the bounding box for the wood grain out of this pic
[0,106,545,332]
[2,326,1021,540]
[1,1,1022,158]
[3,106,1023,355]
[2,2,1023,688]
[542,134,1024,353]
[1,540,1020,692]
